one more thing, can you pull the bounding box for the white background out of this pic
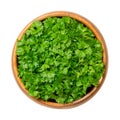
[0,0,119,119]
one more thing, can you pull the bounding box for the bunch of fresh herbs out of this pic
[16,17,104,103]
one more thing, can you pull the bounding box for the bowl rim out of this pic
[12,11,108,108]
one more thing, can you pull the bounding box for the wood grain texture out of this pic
[12,11,108,109]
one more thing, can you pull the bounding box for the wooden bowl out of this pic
[12,11,108,108]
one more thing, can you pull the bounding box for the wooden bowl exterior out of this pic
[12,11,108,108]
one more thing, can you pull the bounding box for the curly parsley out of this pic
[16,17,104,103]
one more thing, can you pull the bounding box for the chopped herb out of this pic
[16,17,104,104]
